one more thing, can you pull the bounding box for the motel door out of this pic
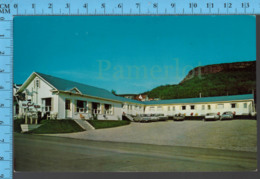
[65,99,72,118]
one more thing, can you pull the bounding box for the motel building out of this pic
[14,72,256,122]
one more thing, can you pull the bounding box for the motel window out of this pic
[42,98,52,112]
[172,106,175,111]
[36,80,39,87]
[150,107,155,111]
[208,105,211,110]
[217,104,224,109]
[130,105,132,110]
[244,103,247,108]
[105,104,113,115]
[157,106,162,111]
[35,78,40,88]
[92,102,101,114]
[139,106,142,110]
[77,100,87,113]
[65,99,70,110]
[135,105,138,110]
[202,105,205,110]
[231,103,236,108]
[168,106,171,111]
[182,106,186,110]
[190,105,195,110]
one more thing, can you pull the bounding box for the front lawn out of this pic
[87,120,130,129]
[28,120,85,134]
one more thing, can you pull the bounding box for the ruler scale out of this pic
[0,0,259,178]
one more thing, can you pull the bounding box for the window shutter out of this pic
[34,80,36,88]
[236,103,239,108]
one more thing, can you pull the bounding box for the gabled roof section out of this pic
[66,87,82,94]
[35,72,143,104]
[143,94,254,105]
[17,72,57,93]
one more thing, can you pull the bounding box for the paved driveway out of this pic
[15,133,257,172]
[46,120,257,152]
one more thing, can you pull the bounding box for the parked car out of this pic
[220,111,234,120]
[149,114,159,122]
[173,113,185,121]
[157,113,168,121]
[204,113,220,121]
[133,115,141,122]
[140,114,152,123]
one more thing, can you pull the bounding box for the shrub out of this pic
[14,118,25,133]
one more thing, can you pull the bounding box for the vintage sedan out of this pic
[139,114,152,123]
[173,114,185,121]
[150,114,160,122]
[157,114,168,121]
[204,113,220,121]
[220,111,234,120]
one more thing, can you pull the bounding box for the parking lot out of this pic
[47,120,257,152]
[14,132,257,172]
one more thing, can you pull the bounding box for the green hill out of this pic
[145,61,256,100]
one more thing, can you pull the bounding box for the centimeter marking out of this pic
[0,0,259,178]
[0,10,13,178]
[0,0,259,16]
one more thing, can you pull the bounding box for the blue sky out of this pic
[14,16,256,94]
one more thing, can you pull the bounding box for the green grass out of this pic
[28,120,85,134]
[87,120,130,129]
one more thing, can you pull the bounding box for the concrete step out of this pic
[74,119,95,131]
[125,114,134,121]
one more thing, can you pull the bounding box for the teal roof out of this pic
[36,72,253,105]
[36,72,143,104]
[143,94,254,105]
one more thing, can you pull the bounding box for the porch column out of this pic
[51,97,54,112]
[112,105,114,115]
[88,102,92,114]
[30,117,33,124]
[73,99,77,116]
[101,103,105,114]
[25,108,28,124]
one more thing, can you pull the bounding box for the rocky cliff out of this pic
[180,61,256,84]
